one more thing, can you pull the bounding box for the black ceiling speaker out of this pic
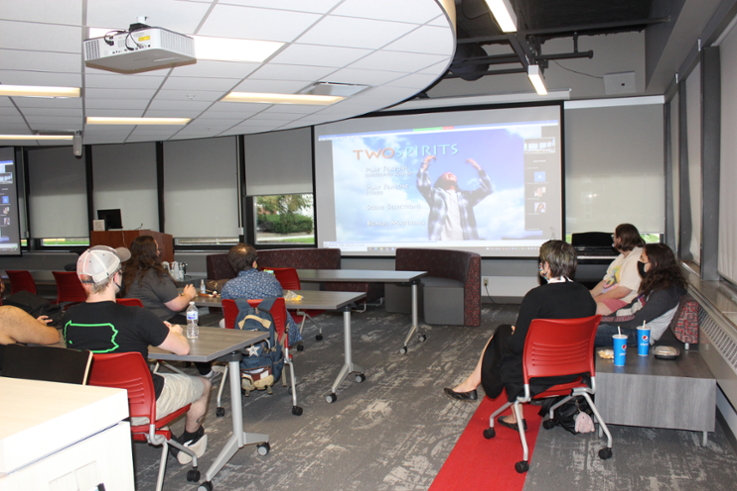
[449,42,489,81]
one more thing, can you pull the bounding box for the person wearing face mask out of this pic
[443,240,596,430]
[593,243,686,347]
[590,223,646,315]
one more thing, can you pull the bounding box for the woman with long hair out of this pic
[121,235,197,324]
[594,242,686,347]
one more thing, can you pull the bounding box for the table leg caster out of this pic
[198,481,213,491]
[257,442,270,456]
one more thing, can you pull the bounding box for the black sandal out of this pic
[497,416,528,431]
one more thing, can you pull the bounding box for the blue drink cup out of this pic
[637,326,650,356]
[613,334,627,366]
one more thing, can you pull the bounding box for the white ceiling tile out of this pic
[86,109,145,117]
[155,89,224,102]
[144,109,206,117]
[350,51,448,73]
[162,76,239,91]
[0,106,21,116]
[248,64,337,81]
[332,0,442,24]
[147,99,211,111]
[298,17,416,49]
[26,115,83,126]
[385,25,455,55]
[198,5,321,42]
[85,87,158,99]
[85,99,150,110]
[243,112,296,122]
[0,70,82,87]
[0,49,81,73]
[270,44,371,67]
[85,73,166,90]
[207,101,270,113]
[230,79,308,93]
[386,72,443,89]
[0,21,82,53]
[325,67,404,86]
[214,0,341,14]
[17,107,83,117]
[0,123,31,132]
[13,98,82,109]
[87,0,212,34]
[419,60,452,74]
[428,13,453,27]
[169,60,262,79]
[0,0,83,25]
[260,104,320,114]
[197,110,254,120]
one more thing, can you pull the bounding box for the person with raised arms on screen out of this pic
[416,154,493,241]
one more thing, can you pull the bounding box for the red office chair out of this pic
[116,297,144,307]
[218,298,300,416]
[6,270,38,295]
[269,267,325,342]
[88,352,201,491]
[484,315,612,473]
[52,271,87,308]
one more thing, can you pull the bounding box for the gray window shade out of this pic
[244,127,313,196]
[92,142,158,231]
[685,64,702,263]
[28,146,88,238]
[564,99,665,235]
[163,137,239,238]
[719,24,737,284]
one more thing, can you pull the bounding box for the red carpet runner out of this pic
[429,396,543,491]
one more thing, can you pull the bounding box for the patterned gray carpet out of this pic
[131,304,737,491]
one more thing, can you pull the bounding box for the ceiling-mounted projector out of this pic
[84,25,195,74]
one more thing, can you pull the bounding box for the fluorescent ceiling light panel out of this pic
[222,92,343,105]
[527,64,548,95]
[0,85,80,98]
[0,134,73,140]
[484,0,518,33]
[88,28,282,63]
[194,36,283,62]
[87,117,190,125]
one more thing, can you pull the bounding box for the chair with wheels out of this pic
[484,315,613,473]
[269,267,325,344]
[218,297,301,416]
[1,344,92,384]
[116,297,144,307]
[52,271,87,309]
[88,351,201,491]
[6,270,38,295]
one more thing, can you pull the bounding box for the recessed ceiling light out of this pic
[222,92,343,105]
[0,134,74,140]
[88,28,283,63]
[0,85,80,98]
[86,117,190,125]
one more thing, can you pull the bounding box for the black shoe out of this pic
[497,416,527,431]
[444,387,478,401]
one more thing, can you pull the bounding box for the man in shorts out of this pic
[63,245,210,464]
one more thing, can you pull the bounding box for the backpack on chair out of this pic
[234,297,284,394]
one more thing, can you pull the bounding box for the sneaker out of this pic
[177,426,208,464]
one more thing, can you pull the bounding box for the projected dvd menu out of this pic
[0,158,21,255]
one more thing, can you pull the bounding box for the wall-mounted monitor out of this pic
[314,104,563,258]
[0,150,22,256]
[97,209,123,230]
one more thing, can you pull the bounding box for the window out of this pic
[254,194,315,245]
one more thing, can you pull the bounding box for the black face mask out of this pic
[637,261,648,278]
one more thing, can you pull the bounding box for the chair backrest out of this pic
[206,253,236,280]
[222,297,288,341]
[522,315,602,383]
[269,267,301,291]
[1,344,92,385]
[117,297,144,308]
[6,270,37,295]
[88,351,157,421]
[53,271,87,304]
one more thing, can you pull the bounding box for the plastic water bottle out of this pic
[186,301,199,339]
[200,279,206,294]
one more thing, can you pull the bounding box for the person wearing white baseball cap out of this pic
[63,245,210,464]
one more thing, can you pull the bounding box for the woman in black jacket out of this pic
[594,243,686,347]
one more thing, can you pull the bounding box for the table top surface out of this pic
[595,349,715,379]
[194,289,366,311]
[295,269,427,283]
[148,326,268,363]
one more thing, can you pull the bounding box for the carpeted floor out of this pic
[131,304,737,491]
